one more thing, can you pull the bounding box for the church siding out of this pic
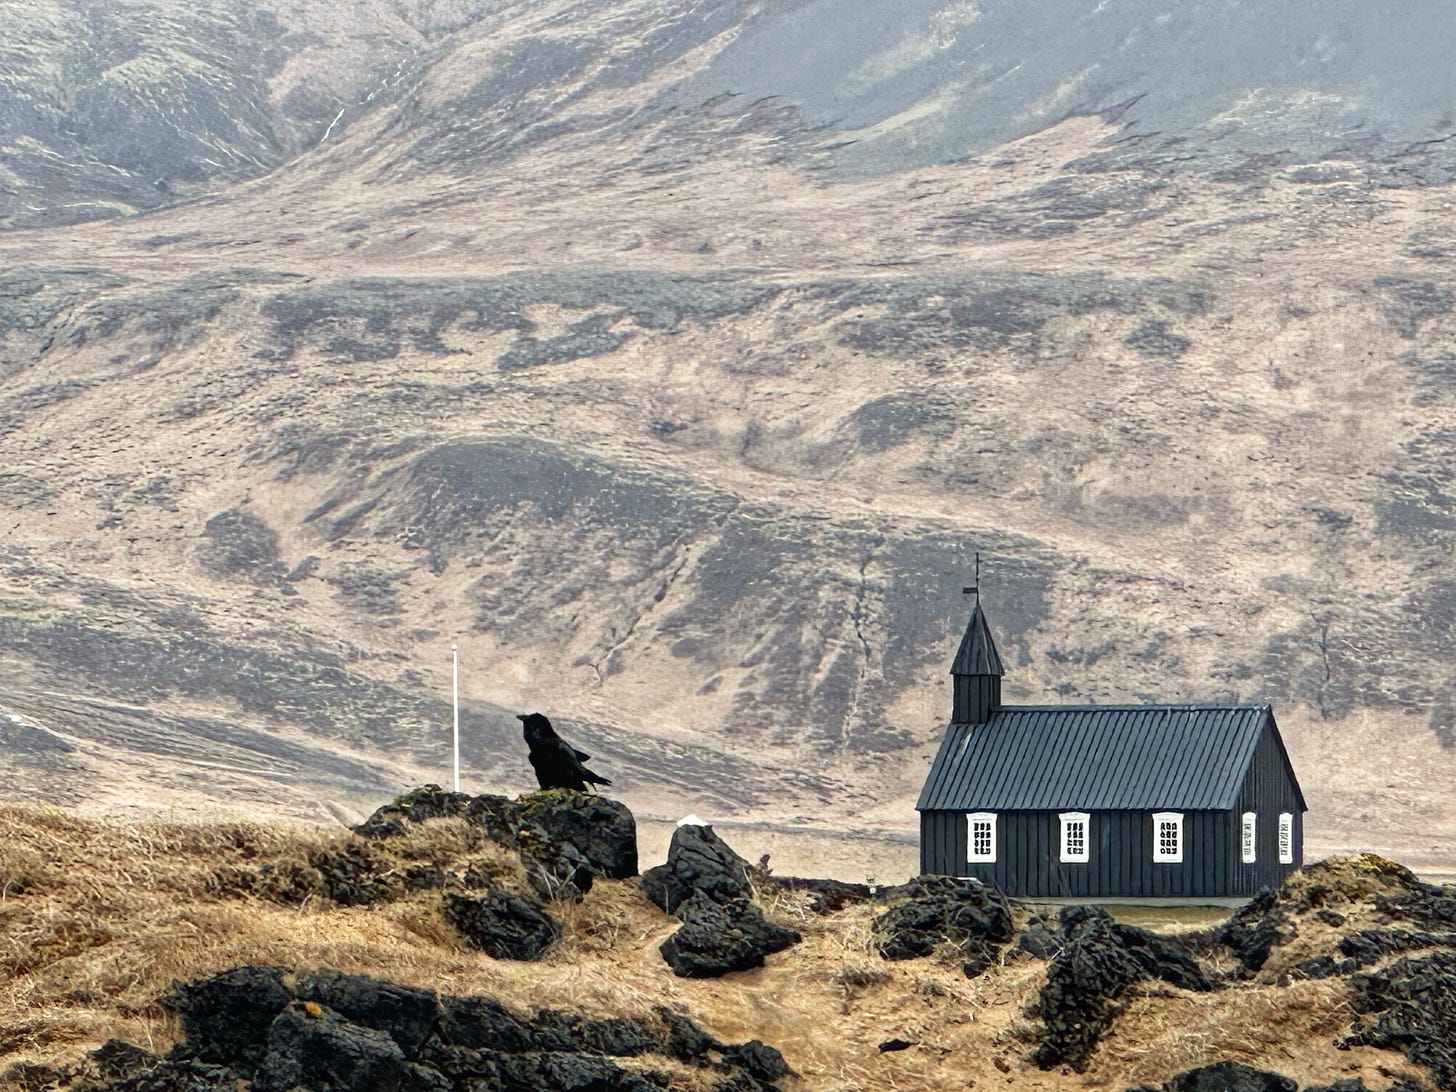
[918,598,1306,901]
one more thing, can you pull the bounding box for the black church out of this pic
[917,597,1306,900]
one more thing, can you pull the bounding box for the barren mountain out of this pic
[3,0,1456,876]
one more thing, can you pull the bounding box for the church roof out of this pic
[951,599,1003,677]
[916,703,1298,812]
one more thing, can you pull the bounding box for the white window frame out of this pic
[967,812,997,863]
[1059,811,1090,863]
[1241,812,1257,863]
[1278,813,1294,865]
[1152,811,1184,863]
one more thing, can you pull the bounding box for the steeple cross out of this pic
[962,552,981,600]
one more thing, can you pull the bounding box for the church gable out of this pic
[917,590,1307,901]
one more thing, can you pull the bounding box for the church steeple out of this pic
[951,590,1003,725]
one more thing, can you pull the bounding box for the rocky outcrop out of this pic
[160,965,292,1069]
[351,784,479,838]
[133,966,790,1092]
[1220,853,1456,981]
[443,889,561,961]
[659,893,802,978]
[1344,950,1456,1091]
[517,790,639,880]
[354,785,637,902]
[641,823,752,914]
[643,824,801,978]
[308,844,398,907]
[1127,1061,1297,1092]
[1031,906,1210,1071]
[251,1002,449,1092]
[871,874,1015,976]
[292,969,442,1057]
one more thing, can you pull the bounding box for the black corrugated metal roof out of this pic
[951,600,1003,677]
[916,703,1273,811]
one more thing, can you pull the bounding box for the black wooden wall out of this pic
[1230,719,1305,894]
[919,723,1305,898]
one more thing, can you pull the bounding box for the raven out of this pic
[517,712,611,791]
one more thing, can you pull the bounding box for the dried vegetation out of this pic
[0,806,1445,1091]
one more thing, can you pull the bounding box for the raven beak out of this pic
[515,714,527,721]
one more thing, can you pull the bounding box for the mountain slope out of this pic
[1,0,1455,869]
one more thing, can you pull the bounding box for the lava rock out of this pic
[517,790,639,879]
[462,793,529,845]
[517,831,596,902]
[1338,927,1456,966]
[963,950,996,978]
[872,875,1015,965]
[496,1050,654,1091]
[641,824,751,914]
[250,859,327,907]
[443,889,560,960]
[293,969,442,1056]
[353,784,476,838]
[1016,920,1062,959]
[404,863,448,890]
[251,1001,449,1092]
[160,965,291,1069]
[1032,909,1146,1070]
[309,844,396,906]
[578,1017,662,1057]
[1101,914,1210,992]
[90,1040,160,1083]
[1375,882,1456,930]
[656,1006,720,1061]
[1218,886,1290,976]
[1030,906,1210,1071]
[87,1056,238,1091]
[1344,949,1456,1090]
[1145,1060,1297,1092]
[719,1040,791,1082]
[437,995,536,1053]
[1291,955,1358,980]
[658,893,801,978]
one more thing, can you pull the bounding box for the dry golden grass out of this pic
[0,807,1437,1091]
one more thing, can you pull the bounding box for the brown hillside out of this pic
[1,0,1455,872]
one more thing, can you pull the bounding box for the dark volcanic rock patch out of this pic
[645,823,801,978]
[658,892,802,978]
[442,886,560,960]
[1219,853,1444,979]
[1031,906,1210,1072]
[1128,1060,1298,1092]
[516,790,639,880]
[1345,950,1456,1091]
[872,874,1015,977]
[355,785,637,898]
[161,965,292,1070]
[642,822,752,915]
[139,965,785,1092]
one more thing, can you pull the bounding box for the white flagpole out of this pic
[451,642,460,792]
